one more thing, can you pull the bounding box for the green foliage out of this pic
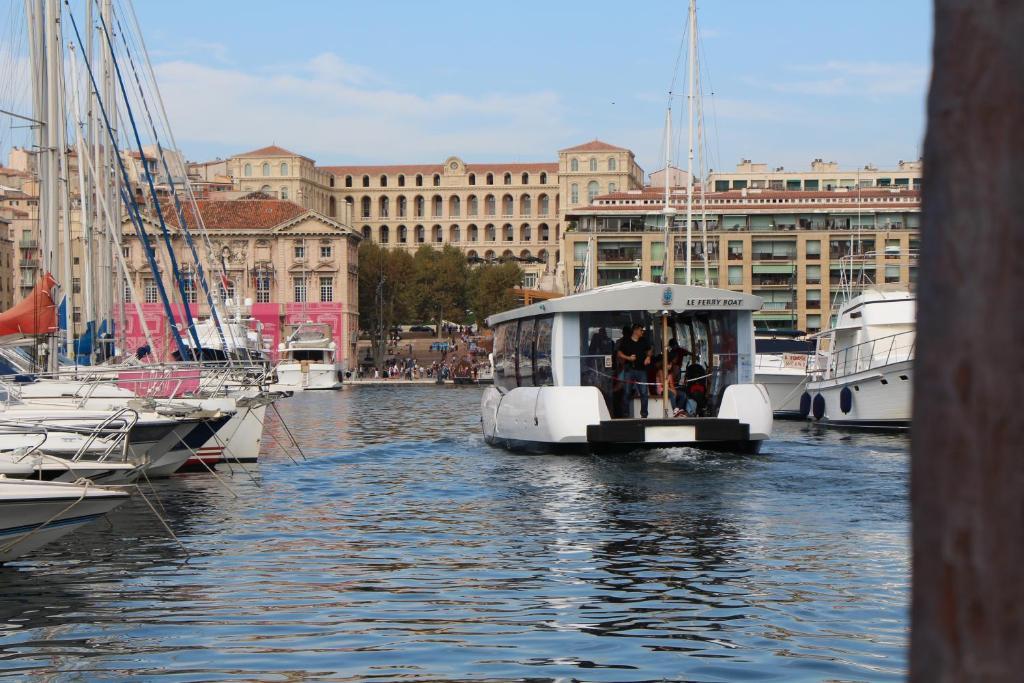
[468,261,524,324]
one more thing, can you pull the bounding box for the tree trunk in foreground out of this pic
[913,1,1024,680]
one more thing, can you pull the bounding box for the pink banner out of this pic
[283,303,346,360]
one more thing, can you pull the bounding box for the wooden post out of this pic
[913,1,1024,680]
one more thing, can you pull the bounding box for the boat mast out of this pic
[684,0,696,286]
[101,0,120,355]
[661,107,675,284]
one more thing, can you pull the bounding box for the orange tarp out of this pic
[0,273,58,336]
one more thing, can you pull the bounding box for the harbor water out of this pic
[0,386,909,681]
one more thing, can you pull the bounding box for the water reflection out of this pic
[0,387,909,681]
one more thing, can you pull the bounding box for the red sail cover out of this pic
[0,273,58,336]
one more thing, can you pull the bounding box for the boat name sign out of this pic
[684,298,746,307]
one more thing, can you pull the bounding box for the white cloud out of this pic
[153,53,572,163]
[749,60,929,97]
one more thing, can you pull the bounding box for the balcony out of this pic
[752,253,797,261]
[19,239,38,248]
[757,300,795,311]
[19,259,39,269]
[750,277,793,288]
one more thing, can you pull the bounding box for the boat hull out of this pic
[805,359,913,429]
[755,368,808,417]
[275,363,341,391]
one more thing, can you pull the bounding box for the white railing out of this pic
[809,330,915,380]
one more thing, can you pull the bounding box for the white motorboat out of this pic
[178,301,270,363]
[275,322,341,391]
[754,332,814,418]
[480,281,773,454]
[0,478,131,563]
[802,287,915,429]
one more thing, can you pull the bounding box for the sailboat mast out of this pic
[662,107,674,284]
[685,0,696,286]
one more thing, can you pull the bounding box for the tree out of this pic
[357,242,414,368]
[468,261,523,326]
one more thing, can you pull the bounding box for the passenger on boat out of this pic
[618,323,653,419]
[683,357,708,416]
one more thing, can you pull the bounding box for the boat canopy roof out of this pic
[486,281,763,326]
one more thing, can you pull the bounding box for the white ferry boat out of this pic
[275,322,341,391]
[802,287,915,429]
[480,281,773,453]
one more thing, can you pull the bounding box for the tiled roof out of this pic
[559,140,630,153]
[465,162,559,174]
[607,188,921,201]
[234,145,306,159]
[320,163,444,176]
[162,198,308,231]
[572,188,921,214]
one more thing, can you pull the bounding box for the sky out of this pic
[10,1,934,178]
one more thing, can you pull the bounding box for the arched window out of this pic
[502,194,514,215]
[589,158,597,172]
[485,224,496,241]
[540,172,547,184]
[503,223,514,241]
[281,186,289,200]
[538,194,549,215]
[570,184,579,203]
[467,249,478,259]
[361,196,371,218]
[520,194,532,216]
[570,158,579,172]
[398,174,406,187]
[521,172,529,185]
[486,173,494,185]
[432,195,443,217]
[361,226,371,240]
[608,182,617,193]
[379,225,390,243]
[520,249,532,260]
[485,194,496,216]
[329,176,335,187]
[415,225,425,243]
[484,249,495,261]
[608,157,617,171]
[539,223,550,241]
[468,224,479,242]
[521,224,532,241]
[432,174,441,187]
[280,162,289,175]
[587,180,600,202]
[432,225,443,243]
[380,175,388,187]
[468,195,478,216]
[414,195,425,217]
[468,173,476,185]
[538,248,549,265]
[449,225,460,243]
[415,174,423,187]
[379,196,389,217]
[262,162,270,176]
[449,196,461,216]
[397,196,408,218]
[503,172,512,185]
[260,184,271,193]
[243,163,252,177]
[502,249,514,261]
[555,224,560,240]
[362,175,370,187]
[345,175,352,187]
[398,225,408,243]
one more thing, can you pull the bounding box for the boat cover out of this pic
[0,273,58,337]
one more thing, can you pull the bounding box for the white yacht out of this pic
[0,479,131,564]
[754,332,814,418]
[178,300,269,363]
[480,281,773,454]
[275,322,341,391]
[802,287,915,429]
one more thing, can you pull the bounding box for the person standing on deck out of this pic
[618,323,653,418]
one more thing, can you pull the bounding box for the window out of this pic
[320,245,332,259]
[608,157,617,171]
[570,184,579,203]
[144,277,158,303]
[280,162,288,175]
[362,226,372,240]
[319,276,334,302]
[728,265,743,285]
[380,225,390,243]
[450,196,461,216]
[433,225,443,243]
[380,175,388,187]
[415,196,425,217]
[589,158,597,172]
[504,224,514,241]
[72,277,81,294]
[262,162,270,176]
[587,181,599,202]
[485,195,496,216]
[806,240,821,259]
[415,225,425,243]
[806,289,822,309]
[433,174,441,187]
[570,158,579,172]
[521,172,529,185]
[397,196,407,217]
[523,272,537,288]
[122,246,130,258]
[362,175,370,188]
[361,196,372,218]
[806,264,821,284]
[502,195,514,215]
[521,195,531,215]
[182,276,197,304]
[486,173,494,185]
[73,306,81,324]
[539,194,549,215]
[280,186,289,200]
[294,242,305,259]
[399,226,408,243]
[398,174,406,187]
[220,278,236,302]
[293,277,307,303]
[468,173,476,185]
[345,175,353,188]
[123,279,132,302]
[379,196,389,217]
[806,314,821,333]
[243,163,252,177]
[540,172,547,183]
[416,174,423,187]
[503,172,512,185]
[517,318,535,385]
[432,196,443,217]
[608,182,617,193]
[885,265,901,283]
[256,275,271,303]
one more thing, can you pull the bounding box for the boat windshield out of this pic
[290,324,331,343]
[579,310,742,417]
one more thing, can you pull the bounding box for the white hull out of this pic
[275,363,340,391]
[755,368,808,415]
[805,359,913,428]
[481,384,771,453]
[0,480,130,563]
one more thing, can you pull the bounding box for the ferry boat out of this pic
[275,322,341,391]
[480,281,773,453]
[754,330,814,418]
[802,287,915,429]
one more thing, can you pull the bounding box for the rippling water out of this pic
[0,386,909,681]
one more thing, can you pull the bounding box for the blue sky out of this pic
[132,0,931,177]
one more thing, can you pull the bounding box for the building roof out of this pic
[570,188,920,214]
[465,162,559,174]
[320,161,559,176]
[234,145,308,160]
[559,139,630,153]
[163,198,308,231]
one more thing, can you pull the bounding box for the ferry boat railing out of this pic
[810,330,916,380]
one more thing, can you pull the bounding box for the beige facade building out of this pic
[565,186,920,333]
[0,215,13,311]
[708,158,922,193]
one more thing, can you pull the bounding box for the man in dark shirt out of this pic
[617,323,653,418]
